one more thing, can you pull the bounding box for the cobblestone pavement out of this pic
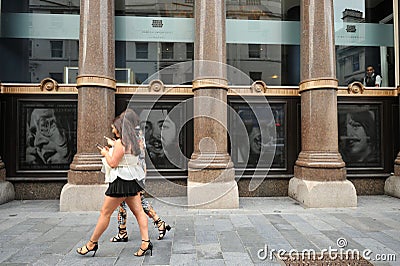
[0,196,399,265]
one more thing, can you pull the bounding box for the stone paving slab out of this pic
[0,196,398,265]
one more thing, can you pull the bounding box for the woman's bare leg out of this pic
[86,196,124,249]
[125,194,149,250]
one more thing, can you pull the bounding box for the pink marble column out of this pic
[60,0,115,211]
[288,0,356,207]
[187,0,238,208]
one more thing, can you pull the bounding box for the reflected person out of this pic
[26,109,71,164]
[363,65,382,87]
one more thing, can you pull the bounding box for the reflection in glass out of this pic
[231,103,285,169]
[226,1,301,86]
[0,1,79,83]
[338,105,381,167]
[115,0,194,84]
[334,0,394,86]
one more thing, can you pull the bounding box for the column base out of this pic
[384,175,400,198]
[187,180,239,209]
[288,177,357,208]
[0,181,15,204]
[60,183,107,211]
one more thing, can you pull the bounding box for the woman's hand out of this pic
[98,145,109,156]
[104,136,115,147]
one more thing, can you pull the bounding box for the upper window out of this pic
[186,43,194,60]
[246,0,261,5]
[162,43,174,59]
[50,41,63,58]
[136,42,149,59]
[248,44,261,58]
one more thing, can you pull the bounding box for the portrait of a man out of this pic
[232,104,285,169]
[338,105,381,167]
[19,102,77,171]
[139,108,181,169]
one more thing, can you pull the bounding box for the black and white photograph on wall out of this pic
[18,101,77,171]
[338,104,381,168]
[231,103,286,169]
[135,104,185,170]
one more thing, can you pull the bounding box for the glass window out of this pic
[334,0,394,86]
[249,72,262,81]
[50,41,63,58]
[0,1,80,83]
[49,72,63,83]
[136,73,149,84]
[248,44,261,58]
[161,43,174,59]
[115,1,194,84]
[186,43,194,60]
[136,42,148,59]
[226,1,301,86]
[246,0,261,5]
[352,54,360,72]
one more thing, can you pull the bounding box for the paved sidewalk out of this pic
[0,196,399,265]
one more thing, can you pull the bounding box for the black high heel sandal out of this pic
[134,239,153,257]
[110,226,128,242]
[155,218,171,240]
[76,240,98,257]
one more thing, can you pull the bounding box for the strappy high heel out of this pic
[134,239,153,257]
[76,240,98,257]
[155,218,171,240]
[110,226,128,242]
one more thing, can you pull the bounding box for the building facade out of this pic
[0,0,399,206]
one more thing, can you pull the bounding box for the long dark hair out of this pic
[112,109,141,156]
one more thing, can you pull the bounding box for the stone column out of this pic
[60,0,115,211]
[288,0,356,207]
[0,156,15,204]
[385,2,400,198]
[187,0,239,208]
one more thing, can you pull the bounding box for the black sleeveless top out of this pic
[365,74,377,87]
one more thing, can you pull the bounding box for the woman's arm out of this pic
[101,139,124,168]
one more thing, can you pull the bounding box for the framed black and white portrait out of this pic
[338,104,382,168]
[18,100,77,172]
[129,102,186,170]
[230,102,286,170]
